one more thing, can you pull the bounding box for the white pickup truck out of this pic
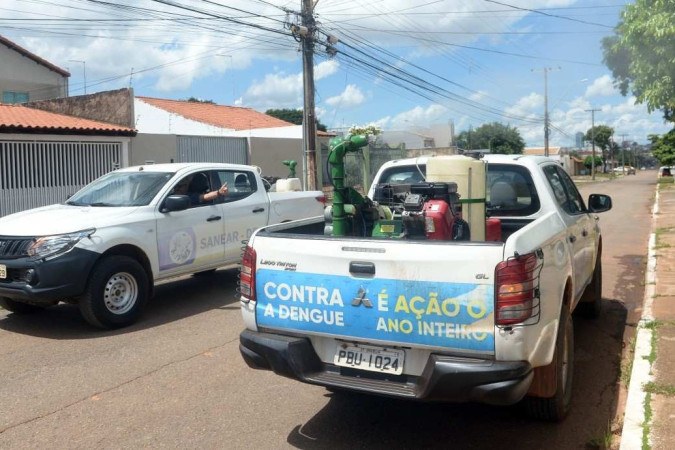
[0,163,324,329]
[238,154,612,421]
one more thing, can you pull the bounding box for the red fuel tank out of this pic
[486,217,502,242]
[424,200,455,240]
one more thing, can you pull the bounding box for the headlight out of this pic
[28,229,95,260]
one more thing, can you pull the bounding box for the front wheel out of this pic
[0,297,46,314]
[79,256,149,329]
[523,307,574,421]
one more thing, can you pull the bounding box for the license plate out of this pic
[0,264,5,279]
[334,344,404,375]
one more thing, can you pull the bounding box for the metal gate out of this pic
[177,136,248,164]
[0,140,122,217]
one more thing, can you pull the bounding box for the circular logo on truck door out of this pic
[169,230,194,265]
[159,228,197,270]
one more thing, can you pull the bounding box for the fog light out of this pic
[24,269,37,285]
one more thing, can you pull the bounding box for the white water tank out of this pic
[276,178,302,192]
[426,156,487,241]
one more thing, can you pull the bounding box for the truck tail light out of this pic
[315,194,327,205]
[240,245,256,302]
[495,252,541,326]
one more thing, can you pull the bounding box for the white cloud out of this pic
[241,61,340,110]
[325,84,366,108]
[584,75,617,98]
[469,90,488,102]
[386,105,449,130]
[315,60,340,80]
[505,93,544,118]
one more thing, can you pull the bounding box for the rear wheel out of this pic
[0,297,46,314]
[524,307,574,421]
[576,255,602,319]
[79,256,149,329]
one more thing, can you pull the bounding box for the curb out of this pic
[619,186,660,449]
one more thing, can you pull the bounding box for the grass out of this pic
[621,336,636,387]
[654,227,673,250]
[587,421,614,449]
[643,392,653,450]
[642,321,660,367]
[644,382,675,397]
[657,177,674,185]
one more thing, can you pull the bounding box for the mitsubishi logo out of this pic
[352,287,373,308]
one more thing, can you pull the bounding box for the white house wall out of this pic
[0,45,68,102]
[134,99,302,139]
[134,99,237,136]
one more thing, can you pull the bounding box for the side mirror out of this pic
[588,194,612,213]
[162,195,190,212]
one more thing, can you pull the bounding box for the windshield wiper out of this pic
[89,202,116,207]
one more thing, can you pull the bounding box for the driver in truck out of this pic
[173,173,229,205]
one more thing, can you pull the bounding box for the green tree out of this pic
[650,129,675,165]
[455,122,525,154]
[185,97,215,104]
[602,1,675,122]
[583,155,603,174]
[585,125,615,171]
[265,108,327,132]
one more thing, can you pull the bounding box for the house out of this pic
[24,89,335,184]
[0,35,69,103]
[134,96,333,180]
[522,146,563,160]
[0,104,135,216]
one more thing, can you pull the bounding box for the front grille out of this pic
[0,237,34,259]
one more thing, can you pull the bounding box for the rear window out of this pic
[373,163,540,217]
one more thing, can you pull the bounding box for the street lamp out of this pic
[68,60,86,95]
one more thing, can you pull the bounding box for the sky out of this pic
[2,0,672,147]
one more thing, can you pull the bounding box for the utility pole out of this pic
[619,133,629,167]
[585,108,601,181]
[68,59,86,95]
[533,67,560,157]
[300,0,317,190]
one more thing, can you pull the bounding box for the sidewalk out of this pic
[621,179,675,449]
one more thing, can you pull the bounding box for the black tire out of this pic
[0,297,45,314]
[79,255,149,329]
[524,307,574,422]
[576,255,602,319]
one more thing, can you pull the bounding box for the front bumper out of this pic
[0,248,99,304]
[239,329,533,406]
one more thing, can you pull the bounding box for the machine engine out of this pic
[372,182,470,241]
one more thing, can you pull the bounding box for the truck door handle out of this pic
[349,261,375,276]
[569,234,577,243]
[252,207,265,213]
[207,215,222,222]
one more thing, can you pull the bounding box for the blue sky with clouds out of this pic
[2,0,671,146]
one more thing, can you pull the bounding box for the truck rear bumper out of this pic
[240,329,533,406]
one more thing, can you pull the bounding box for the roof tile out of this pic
[138,97,295,131]
[0,104,135,135]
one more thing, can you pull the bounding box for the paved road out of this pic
[0,171,656,449]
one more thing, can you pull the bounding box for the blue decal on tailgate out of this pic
[256,269,494,351]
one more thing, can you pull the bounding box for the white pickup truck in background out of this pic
[0,163,324,329]
[239,153,612,421]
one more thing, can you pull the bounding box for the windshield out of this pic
[66,171,175,207]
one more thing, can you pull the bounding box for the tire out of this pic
[524,307,574,422]
[79,255,149,329]
[0,297,45,314]
[576,255,602,319]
